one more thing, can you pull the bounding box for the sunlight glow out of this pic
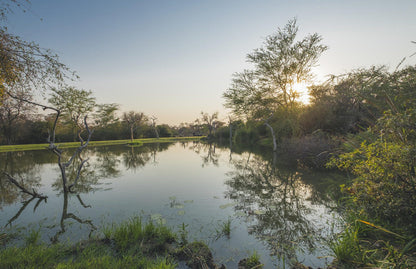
[293,82,311,105]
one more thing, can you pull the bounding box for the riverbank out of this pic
[0,136,205,153]
[0,217,261,269]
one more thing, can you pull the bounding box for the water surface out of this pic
[0,142,346,268]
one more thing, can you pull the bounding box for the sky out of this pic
[5,0,416,125]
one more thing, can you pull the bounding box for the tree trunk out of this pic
[229,123,233,148]
[154,124,159,139]
[264,122,277,152]
[130,126,134,142]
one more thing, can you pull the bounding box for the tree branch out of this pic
[3,171,47,199]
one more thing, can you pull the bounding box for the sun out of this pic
[292,82,311,105]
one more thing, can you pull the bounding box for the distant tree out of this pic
[0,89,33,144]
[157,124,173,137]
[200,111,219,137]
[122,111,147,142]
[94,103,119,127]
[223,18,327,150]
[48,87,96,141]
[150,116,159,139]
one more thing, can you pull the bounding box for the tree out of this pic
[150,116,159,139]
[94,103,119,127]
[48,87,96,141]
[122,111,147,142]
[0,88,33,144]
[304,65,416,134]
[223,18,327,150]
[329,109,416,233]
[200,111,219,137]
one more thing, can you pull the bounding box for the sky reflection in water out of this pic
[0,142,346,268]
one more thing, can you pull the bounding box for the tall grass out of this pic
[330,216,416,268]
[0,217,178,268]
[103,216,175,252]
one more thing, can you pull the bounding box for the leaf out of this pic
[219,203,236,209]
[358,219,405,239]
[177,211,185,216]
[253,210,266,215]
[150,214,166,225]
[234,212,246,217]
[151,214,162,221]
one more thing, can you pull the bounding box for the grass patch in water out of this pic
[215,218,232,239]
[103,216,175,253]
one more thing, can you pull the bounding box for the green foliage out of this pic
[306,65,416,135]
[223,19,327,149]
[224,18,327,119]
[329,109,416,233]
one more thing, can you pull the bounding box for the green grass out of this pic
[0,217,178,269]
[0,243,176,269]
[103,216,175,253]
[215,218,232,239]
[0,136,205,153]
[330,216,416,268]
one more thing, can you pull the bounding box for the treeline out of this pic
[0,103,212,145]
[0,89,226,145]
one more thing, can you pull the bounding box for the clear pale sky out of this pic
[6,0,416,125]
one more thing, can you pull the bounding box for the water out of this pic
[0,141,346,268]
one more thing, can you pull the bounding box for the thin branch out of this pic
[5,197,36,227]
[3,171,47,198]
[68,158,89,192]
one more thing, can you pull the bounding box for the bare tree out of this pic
[5,91,93,192]
[150,116,159,139]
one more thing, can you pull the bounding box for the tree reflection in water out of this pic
[189,142,219,167]
[1,143,173,244]
[225,152,342,264]
[0,151,46,209]
[50,190,96,244]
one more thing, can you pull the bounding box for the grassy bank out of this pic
[0,216,262,269]
[0,136,205,153]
